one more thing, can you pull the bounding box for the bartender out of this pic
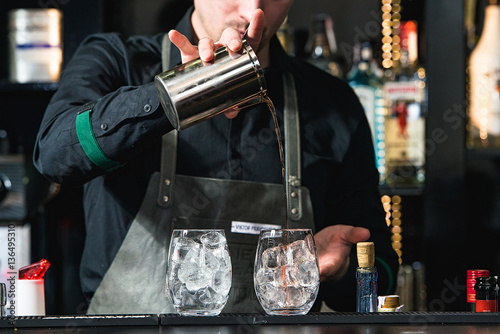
[33,0,398,313]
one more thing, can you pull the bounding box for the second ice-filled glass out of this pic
[254,229,320,315]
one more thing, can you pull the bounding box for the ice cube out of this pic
[198,287,226,306]
[200,231,226,249]
[285,286,307,308]
[303,285,320,305]
[297,260,320,287]
[179,257,209,292]
[262,246,284,269]
[170,237,198,263]
[285,240,314,265]
[256,283,286,309]
[304,234,316,255]
[181,288,198,307]
[203,248,221,273]
[213,269,231,296]
[281,264,299,287]
[255,267,281,286]
[213,247,231,270]
[184,270,210,292]
[184,244,203,264]
[169,282,187,304]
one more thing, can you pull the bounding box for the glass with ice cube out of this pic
[254,229,320,315]
[166,229,232,316]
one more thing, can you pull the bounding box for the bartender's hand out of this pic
[314,225,370,282]
[168,8,265,119]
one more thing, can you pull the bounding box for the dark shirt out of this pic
[33,9,397,311]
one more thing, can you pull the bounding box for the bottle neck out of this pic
[357,48,372,73]
[312,34,330,57]
[481,5,500,43]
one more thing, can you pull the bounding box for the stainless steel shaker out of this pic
[155,40,267,130]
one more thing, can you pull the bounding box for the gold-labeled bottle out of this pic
[468,0,500,149]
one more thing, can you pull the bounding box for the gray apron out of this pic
[87,35,315,314]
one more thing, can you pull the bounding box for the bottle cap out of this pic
[467,269,490,278]
[489,0,499,6]
[467,269,490,303]
[378,295,400,309]
[357,242,375,268]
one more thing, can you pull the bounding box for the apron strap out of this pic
[283,71,303,221]
[157,33,303,217]
[158,33,177,207]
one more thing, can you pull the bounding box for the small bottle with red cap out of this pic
[467,269,490,311]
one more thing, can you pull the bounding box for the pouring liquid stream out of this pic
[264,95,289,230]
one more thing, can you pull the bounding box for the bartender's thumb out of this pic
[346,226,371,245]
[246,8,265,52]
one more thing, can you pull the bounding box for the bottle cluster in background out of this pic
[285,13,427,187]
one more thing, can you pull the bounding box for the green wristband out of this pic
[76,108,122,171]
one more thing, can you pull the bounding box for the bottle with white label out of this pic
[383,21,427,186]
[348,42,386,183]
[468,0,500,148]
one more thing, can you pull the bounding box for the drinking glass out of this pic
[254,229,320,315]
[166,229,232,316]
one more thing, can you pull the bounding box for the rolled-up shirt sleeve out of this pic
[33,33,173,185]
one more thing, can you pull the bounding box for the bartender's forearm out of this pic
[33,36,173,185]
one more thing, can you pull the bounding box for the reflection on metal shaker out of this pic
[155,40,267,130]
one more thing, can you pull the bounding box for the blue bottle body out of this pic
[356,267,378,312]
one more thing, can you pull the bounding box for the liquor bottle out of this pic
[348,41,386,183]
[474,276,499,312]
[305,13,346,77]
[383,21,427,186]
[468,0,500,148]
[356,242,378,312]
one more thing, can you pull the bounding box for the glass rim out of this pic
[259,228,312,233]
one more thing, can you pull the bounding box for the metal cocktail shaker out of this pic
[155,40,267,130]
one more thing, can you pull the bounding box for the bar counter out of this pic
[2,312,500,333]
